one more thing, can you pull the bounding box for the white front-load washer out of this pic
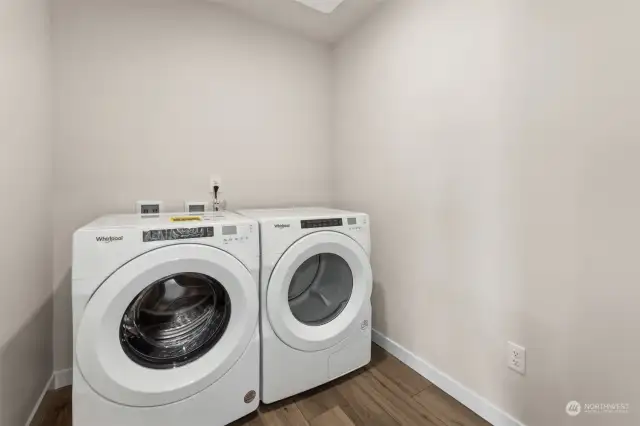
[237,208,372,403]
[72,212,260,426]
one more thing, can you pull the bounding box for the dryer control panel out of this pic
[301,218,343,229]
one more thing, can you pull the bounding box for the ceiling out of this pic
[208,0,384,44]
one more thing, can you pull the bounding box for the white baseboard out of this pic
[53,368,73,389]
[24,368,71,426]
[24,373,54,426]
[372,329,525,426]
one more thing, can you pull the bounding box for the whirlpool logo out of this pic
[274,224,290,229]
[96,236,124,243]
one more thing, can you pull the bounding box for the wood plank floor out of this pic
[34,344,491,426]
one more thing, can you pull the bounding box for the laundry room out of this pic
[1,0,639,426]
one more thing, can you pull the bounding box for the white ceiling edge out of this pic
[294,0,346,14]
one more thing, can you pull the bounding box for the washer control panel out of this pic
[222,224,252,245]
[347,216,364,232]
[142,227,214,242]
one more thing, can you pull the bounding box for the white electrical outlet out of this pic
[135,201,164,215]
[508,341,526,375]
[184,201,208,214]
[209,175,222,192]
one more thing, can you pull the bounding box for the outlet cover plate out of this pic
[210,175,222,192]
[184,201,208,214]
[136,201,164,215]
[508,341,526,375]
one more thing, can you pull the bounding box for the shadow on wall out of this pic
[54,269,73,377]
[371,278,388,336]
[0,298,53,426]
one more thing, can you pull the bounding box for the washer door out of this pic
[267,232,372,352]
[76,244,258,407]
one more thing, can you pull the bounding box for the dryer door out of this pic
[76,244,258,407]
[267,231,372,352]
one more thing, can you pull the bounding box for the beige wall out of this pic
[52,0,333,370]
[333,1,640,425]
[0,0,53,424]
[48,1,640,423]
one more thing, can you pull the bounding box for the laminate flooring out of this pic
[34,344,491,426]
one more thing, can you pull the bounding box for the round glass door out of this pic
[120,273,231,369]
[267,231,372,352]
[75,244,258,407]
[288,254,353,326]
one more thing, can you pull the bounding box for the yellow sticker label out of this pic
[170,216,202,222]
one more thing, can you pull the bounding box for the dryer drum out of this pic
[120,272,231,369]
[288,253,353,326]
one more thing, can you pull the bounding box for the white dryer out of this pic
[237,208,372,403]
[72,212,260,426]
